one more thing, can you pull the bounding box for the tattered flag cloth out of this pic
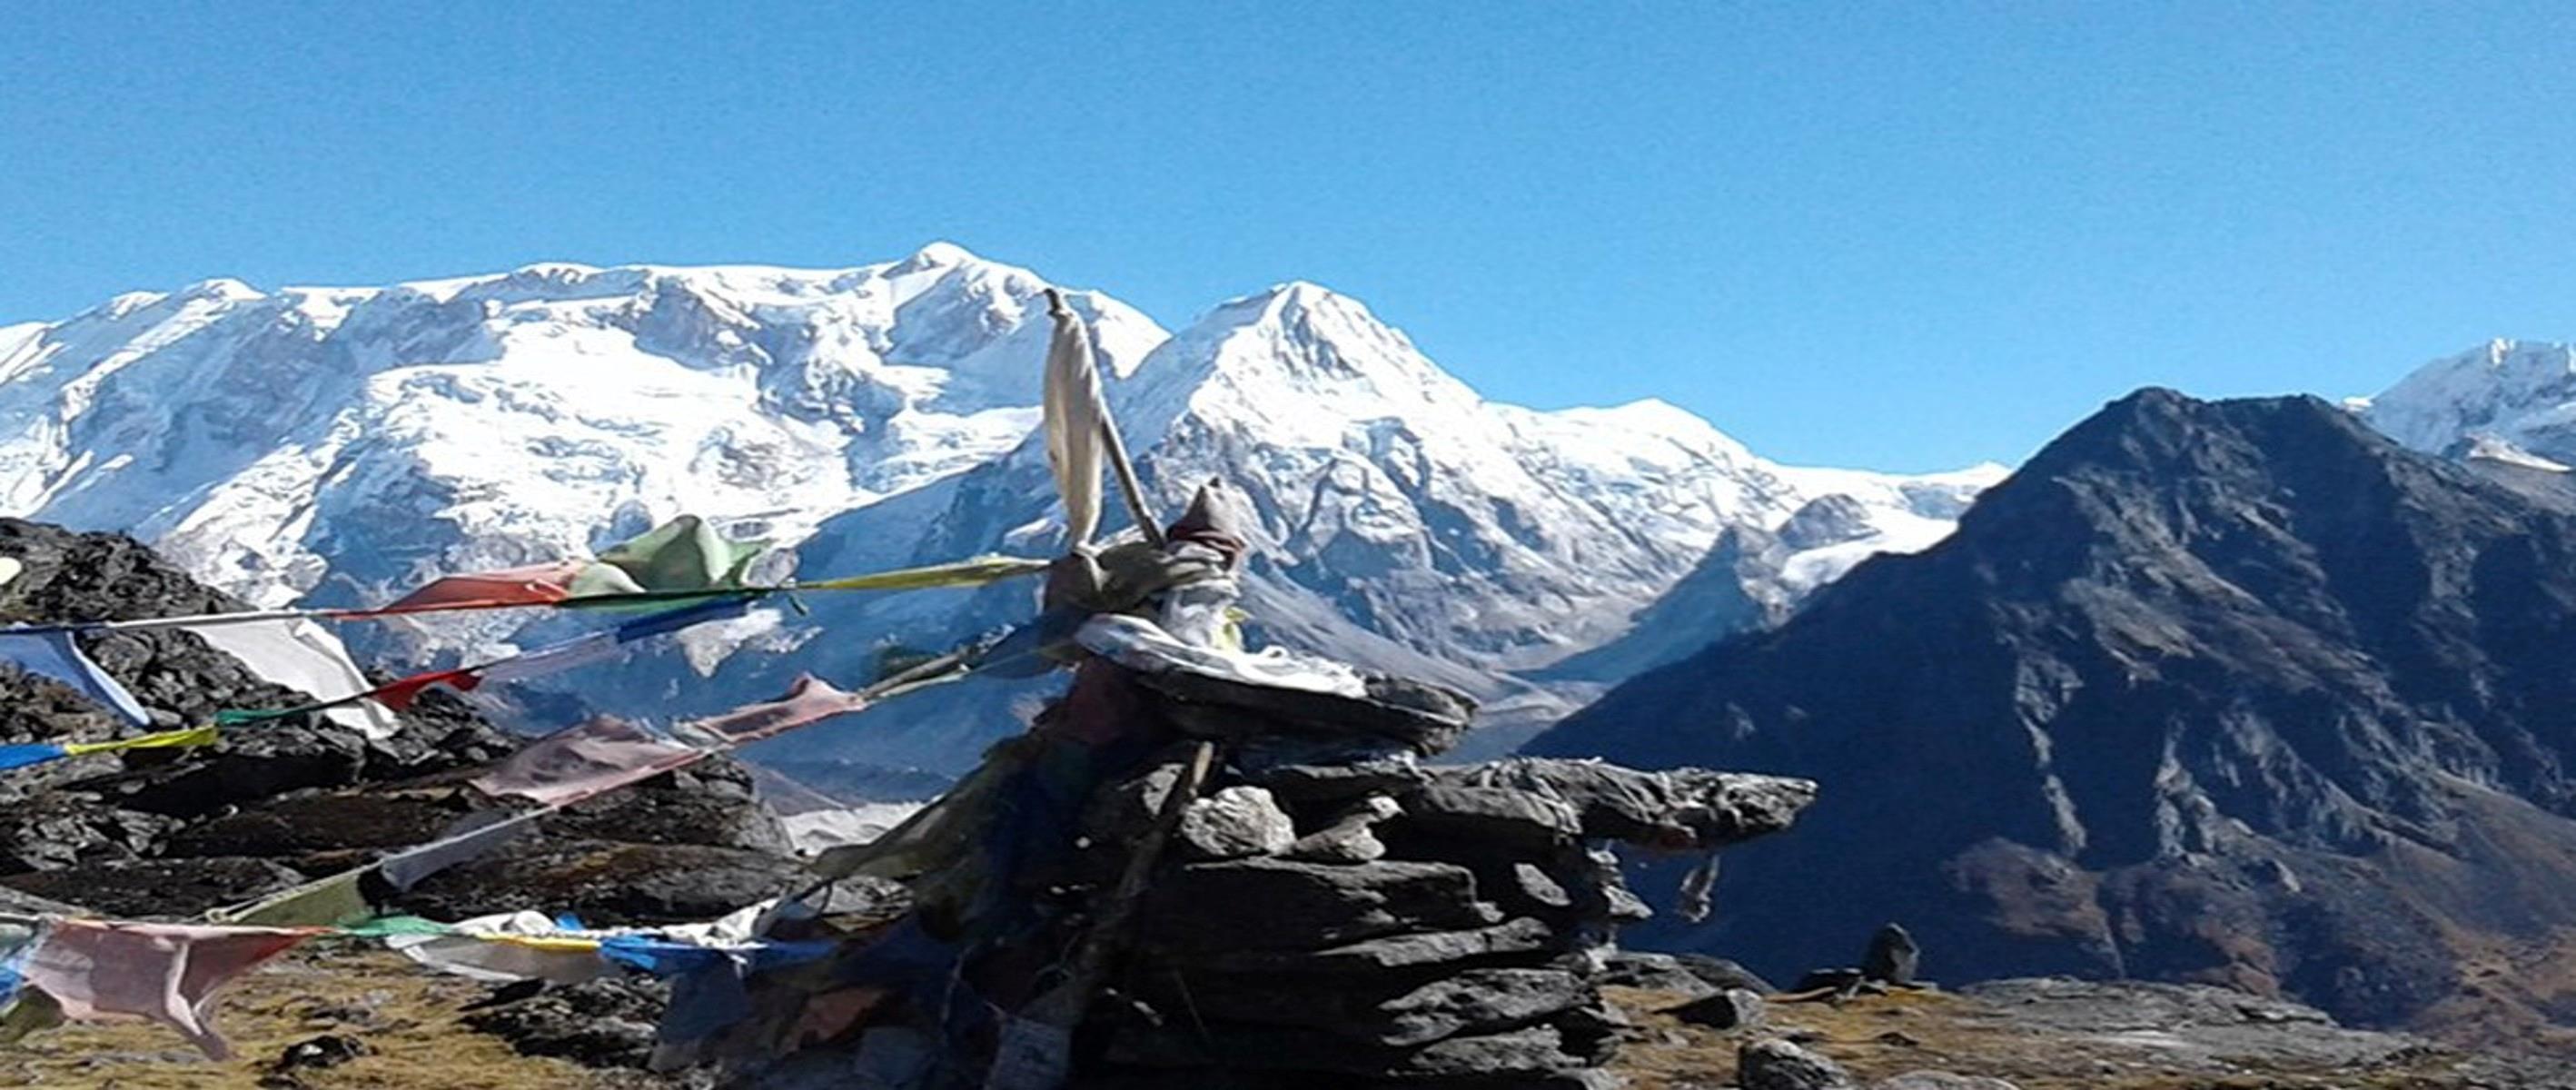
[385,911,616,986]
[206,869,373,929]
[20,919,314,1060]
[0,630,149,727]
[469,718,698,807]
[577,515,768,601]
[473,674,867,805]
[173,618,396,738]
[1042,290,1108,547]
[215,595,759,729]
[375,560,591,614]
[0,919,39,1009]
[376,810,542,893]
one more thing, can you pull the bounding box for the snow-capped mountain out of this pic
[697,281,2001,769]
[0,244,1165,659]
[0,245,1996,773]
[2359,339,2576,470]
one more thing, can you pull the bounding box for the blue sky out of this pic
[4,4,2571,471]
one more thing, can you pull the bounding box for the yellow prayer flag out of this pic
[61,724,217,758]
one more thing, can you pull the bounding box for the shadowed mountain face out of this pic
[1526,388,2576,1043]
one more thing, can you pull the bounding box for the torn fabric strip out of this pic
[174,618,396,738]
[20,918,313,1060]
[0,630,149,727]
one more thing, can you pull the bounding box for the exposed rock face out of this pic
[1528,389,2576,1040]
[0,520,798,924]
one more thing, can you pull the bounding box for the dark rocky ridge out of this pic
[1528,389,2576,1047]
[0,518,800,923]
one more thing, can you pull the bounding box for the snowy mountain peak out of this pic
[0,249,1169,614]
[2361,339,2576,465]
[0,246,2006,772]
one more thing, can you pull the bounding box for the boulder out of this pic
[1740,1037,1858,1090]
[1669,987,1765,1030]
[1862,923,1920,986]
[541,755,794,855]
[1175,785,1295,860]
[392,839,806,926]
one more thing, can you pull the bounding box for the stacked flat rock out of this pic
[1076,669,1818,1090]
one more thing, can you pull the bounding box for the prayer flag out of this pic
[21,918,313,1060]
[0,631,149,727]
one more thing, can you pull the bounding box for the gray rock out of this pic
[1510,862,1573,910]
[1863,923,1919,986]
[1391,784,1581,852]
[0,794,174,874]
[1133,663,1473,756]
[1739,1037,1857,1090]
[1600,950,1777,996]
[1288,794,1401,864]
[1234,736,1430,804]
[270,1033,370,1074]
[1598,951,1719,997]
[1141,857,1500,954]
[1670,987,1765,1030]
[1431,758,1818,850]
[1175,785,1295,860]
[1107,1021,1580,1077]
[460,975,669,1069]
[1140,966,1588,1046]
[0,856,307,917]
[1374,968,1592,1046]
[393,838,805,926]
[1876,1073,2021,1090]
[1181,917,1561,975]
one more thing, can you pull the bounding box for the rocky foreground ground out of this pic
[8,949,2573,1090]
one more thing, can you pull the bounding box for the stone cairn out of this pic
[1065,665,1818,1090]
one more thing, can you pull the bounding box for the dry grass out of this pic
[1603,986,2472,1090]
[0,954,2525,1089]
[0,947,653,1090]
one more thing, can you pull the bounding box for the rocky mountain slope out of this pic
[0,248,1995,772]
[1526,388,2576,1045]
[0,519,807,926]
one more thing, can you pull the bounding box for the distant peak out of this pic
[1202,280,1377,332]
[896,241,985,271]
[181,277,262,303]
[506,262,602,281]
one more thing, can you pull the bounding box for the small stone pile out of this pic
[1068,668,1818,1090]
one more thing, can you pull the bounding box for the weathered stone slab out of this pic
[1140,857,1499,954]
